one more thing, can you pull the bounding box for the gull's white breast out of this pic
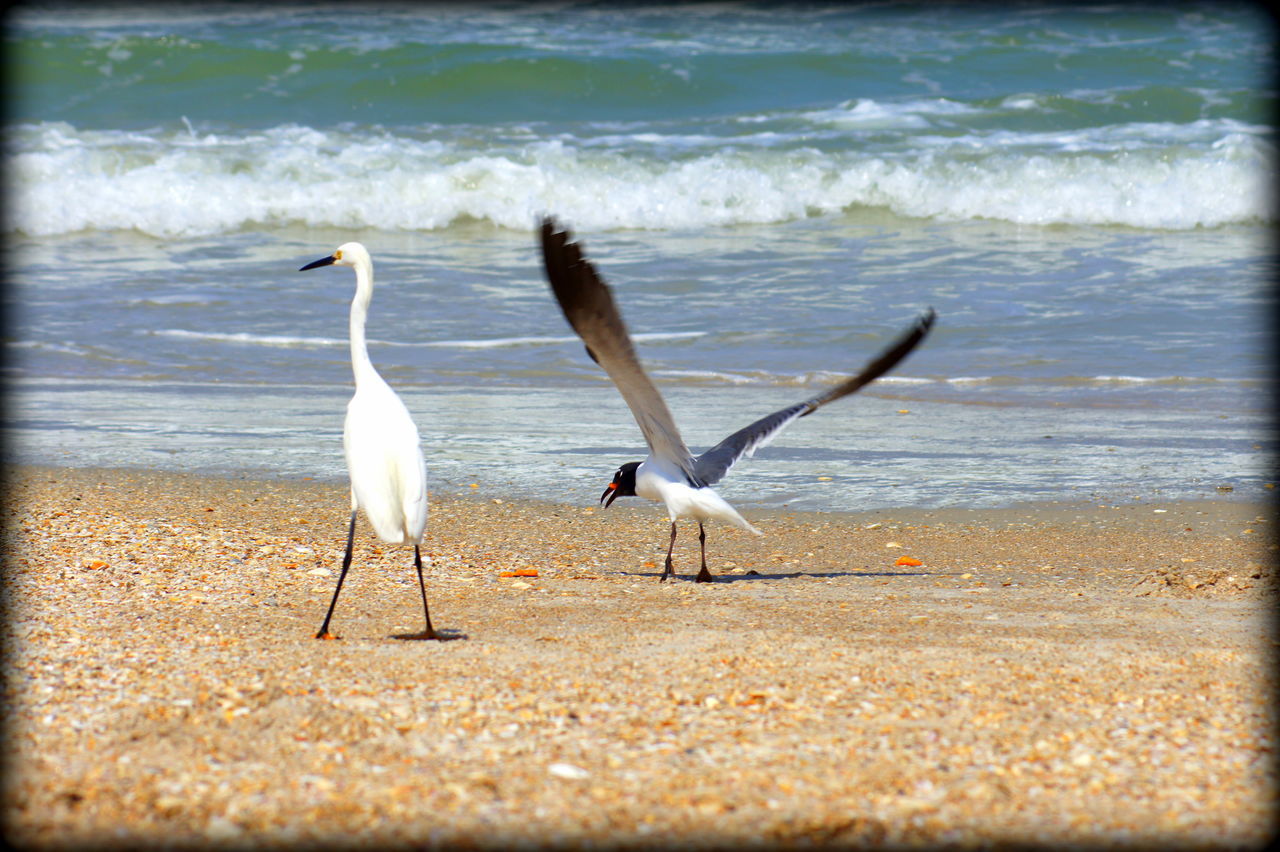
[635,457,760,534]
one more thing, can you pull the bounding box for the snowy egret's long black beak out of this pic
[299,255,337,272]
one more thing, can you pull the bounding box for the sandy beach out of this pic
[2,464,1275,849]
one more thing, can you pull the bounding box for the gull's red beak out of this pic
[601,481,619,508]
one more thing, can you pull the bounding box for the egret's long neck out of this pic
[349,260,380,388]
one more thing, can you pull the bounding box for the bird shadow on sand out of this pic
[619,569,935,583]
[390,629,469,642]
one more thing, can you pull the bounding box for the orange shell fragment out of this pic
[499,569,539,578]
[894,556,923,567]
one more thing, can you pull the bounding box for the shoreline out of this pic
[10,375,1275,516]
[3,464,1275,847]
[4,459,1273,529]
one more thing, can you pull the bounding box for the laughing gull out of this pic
[539,215,936,582]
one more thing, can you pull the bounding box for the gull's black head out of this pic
[601,461,640,508]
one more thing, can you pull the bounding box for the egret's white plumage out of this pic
[337,242,427,545]
[300,242,439,640]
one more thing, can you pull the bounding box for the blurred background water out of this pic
[5,2,1274,510]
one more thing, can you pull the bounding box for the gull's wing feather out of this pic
[540,216,701,484]
[693,308,936,486]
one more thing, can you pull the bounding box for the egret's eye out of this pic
[334,250,343,261]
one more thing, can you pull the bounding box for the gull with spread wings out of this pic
[540,215,936,582]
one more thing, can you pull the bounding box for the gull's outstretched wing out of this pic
[540,216,701,484]
[693,308,936,487]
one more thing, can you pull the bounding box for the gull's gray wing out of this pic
[693,308,936,487]
[540,216,702,484]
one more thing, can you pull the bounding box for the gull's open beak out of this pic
[299,255,337,272]
[601,481,619,508]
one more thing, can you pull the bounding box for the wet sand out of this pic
[2,465,1275,849]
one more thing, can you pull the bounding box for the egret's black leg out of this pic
[411,545,441,640]
[694,522,714,583]
[316,511,357,639]
[659,521,678,582]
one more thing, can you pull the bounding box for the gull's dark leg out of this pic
[659,521,678,582]
[694,522,714,583]
[410,544,442,640]
[316,511,357,639]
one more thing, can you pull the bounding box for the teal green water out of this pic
[8,4,1271,234]
[10,5,1271,130]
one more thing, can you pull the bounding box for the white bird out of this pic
[540,216,936,582]
[299,242,441,640]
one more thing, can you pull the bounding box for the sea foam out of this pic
[9,117,1271,237]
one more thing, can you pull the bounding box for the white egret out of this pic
[299,242,441,640]
[540,216,936,582]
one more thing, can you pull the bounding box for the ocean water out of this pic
[4,3,1275,512]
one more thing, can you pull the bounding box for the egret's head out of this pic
[299,241,371,273]
[601,461,640,508]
